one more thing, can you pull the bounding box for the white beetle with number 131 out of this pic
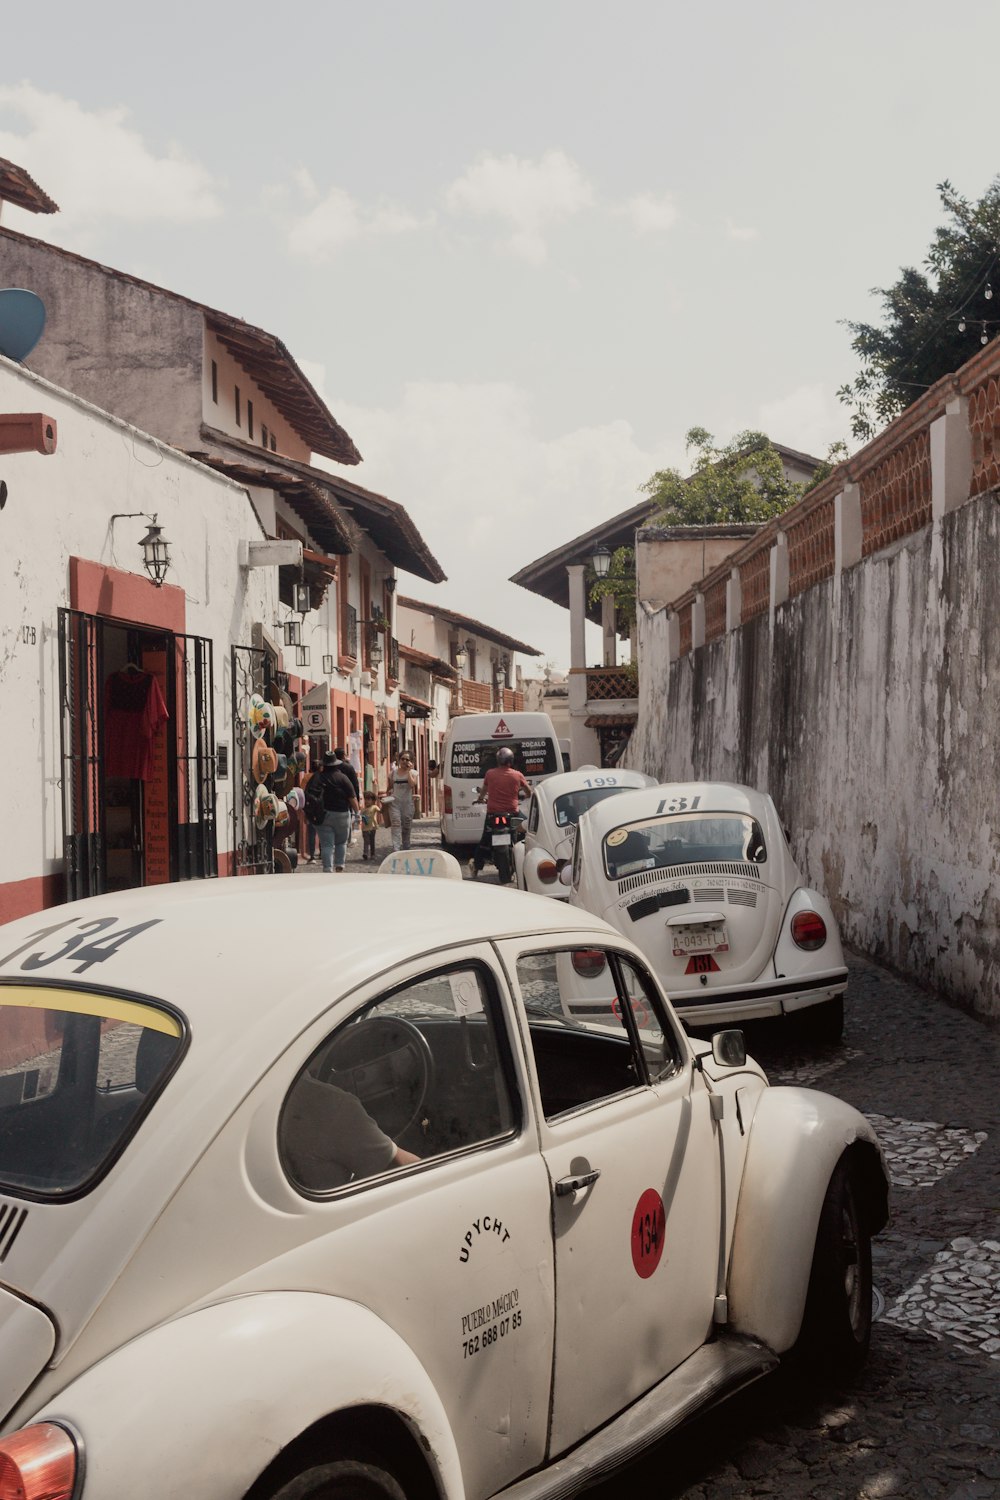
[0,863,886,1500]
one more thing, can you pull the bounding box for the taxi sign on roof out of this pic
[378,849,464,880]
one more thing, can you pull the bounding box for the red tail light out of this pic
[791,910,827,950]
[537,860,558,884]
[571,948,607,978]
[0,1424,77,1500]
[443,786,452,813]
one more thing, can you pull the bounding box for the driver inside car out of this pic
[282,1074,421,1190]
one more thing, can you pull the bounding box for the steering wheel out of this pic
[320,1016,434,1140]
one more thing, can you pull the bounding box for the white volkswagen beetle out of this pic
[0,869,884,1500]
[567,781,848,1043]
[513,767,657,897]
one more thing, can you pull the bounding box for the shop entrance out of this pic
[57,608,217,901]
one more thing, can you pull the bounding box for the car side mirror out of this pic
[559,865,573,887]
[711,1030,746,1068]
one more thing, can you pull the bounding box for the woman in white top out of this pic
[385,752,418,851]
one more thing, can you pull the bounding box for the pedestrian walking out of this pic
[385,752,418,851]
[314,752,359,872]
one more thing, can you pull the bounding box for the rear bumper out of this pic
[670,969,847,1026]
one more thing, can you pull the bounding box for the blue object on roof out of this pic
[0,288,46,361]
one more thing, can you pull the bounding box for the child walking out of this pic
[360,792,382,861]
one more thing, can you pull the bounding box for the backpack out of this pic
[304,776,327,826]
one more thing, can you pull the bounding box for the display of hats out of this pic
[290,749,308,771]
[251,740,278,783]
[274,705,290,730]
[285,786,305,811]
[288,716,304,740]
[273,848,292,874]
[273,797,291,829]
[248,693,268,738]
[266,682,283,707]
[273,729,294,758]
[273,759,296,798]
[253,784,279,829]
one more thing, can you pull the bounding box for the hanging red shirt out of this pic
[104,669,169,780]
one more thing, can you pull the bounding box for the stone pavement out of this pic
[301,822,1000,1495]
[293,812,448,876]
[594,955,1000,1500]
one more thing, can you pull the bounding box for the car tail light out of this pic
[0,1424,78,1500]
[571,949,607,978]
[537,860,558,884]
[443,786,452,813]
[791,910,827,950]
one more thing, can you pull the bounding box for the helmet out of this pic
[497,747,514,765]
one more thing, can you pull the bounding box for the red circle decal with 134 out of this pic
[631,1188,666,1278]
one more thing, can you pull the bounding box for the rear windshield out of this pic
[0,986,184,1199]
[603,813,767,880]
[450,738,558,779]
[553,785,636,828]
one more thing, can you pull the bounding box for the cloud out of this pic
[623,192,678,234]
[0,83,221,246]
[445,150,594,263]
[309,376,665,665]
[726,218,759,242]
[286,178,424,262]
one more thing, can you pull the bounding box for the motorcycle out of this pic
[482,810,525,885]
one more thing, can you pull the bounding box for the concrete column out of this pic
[667,611,680,663]
[692,594,706,650]
[835,484,863,573]
[725,567,741,632]
[567,564,588,670]
[770,533,789,613]
[931,395,973,521]
[601,592,617,666]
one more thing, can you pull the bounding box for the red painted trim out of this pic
[0,874,66,926]
[70,557,186,632]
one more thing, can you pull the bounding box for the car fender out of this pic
[522,845,564,898]
[772,888,846,979]
[727,1088,887,1353]
[29,1292,462,1500]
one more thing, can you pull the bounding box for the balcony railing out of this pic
[461,678,492,711]
[584,666,637,701]
[344,604,358,661]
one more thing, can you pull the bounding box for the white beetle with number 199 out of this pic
[0,865,885,1500]
[513,767,657,897]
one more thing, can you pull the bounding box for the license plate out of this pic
[671,924,729,956]
[492,832,511,846]
[685,954,720,975]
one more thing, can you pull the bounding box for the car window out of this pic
[449,739,558,778]
[552,785,632,828]
[280,965,518,1196]
[0,986,184,1198]
[514,949,663,1120]
[603,812,767,879]
[615,957,683,1081]
[527,794,540,833]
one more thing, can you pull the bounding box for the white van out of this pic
[440,711,562,850]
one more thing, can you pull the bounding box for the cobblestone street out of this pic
[304,819,1000,1497]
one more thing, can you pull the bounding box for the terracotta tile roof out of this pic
[398,596,541,656]
[399,642,456,676]
[187,452,354,556]
[0,159,58,214]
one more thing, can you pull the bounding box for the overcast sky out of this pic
[3,1,999,668]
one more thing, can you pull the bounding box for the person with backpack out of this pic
[308,751,359,873]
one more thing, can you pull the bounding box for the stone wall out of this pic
[630,495,1000,1022]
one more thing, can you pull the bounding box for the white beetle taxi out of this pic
[512,767,656,898]
[0,865,885,1500]
[567,781,849,1042]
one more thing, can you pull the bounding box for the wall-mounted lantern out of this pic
[295,644,310,668]
[283,620,302,648]
[591,545,612,579]
[293,581,311,615]
[369,635,384,669]
[322,654,335,675]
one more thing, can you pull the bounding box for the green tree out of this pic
[640,428,804,524]
[838,178,1000,442]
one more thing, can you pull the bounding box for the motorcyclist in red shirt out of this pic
[468,747,531,880]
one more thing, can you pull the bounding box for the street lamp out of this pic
[591,545,612,579]
[283,620,301,648]
[110,512,172,587]
[293,581,311,615]
[454,643,468,671]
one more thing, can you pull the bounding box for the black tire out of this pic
[798,995,844,1046]
[495,845,513,884]
[796,1154,872,1378]
[268,1459,407,1500]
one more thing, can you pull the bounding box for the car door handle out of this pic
[554,1169,601,1196]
